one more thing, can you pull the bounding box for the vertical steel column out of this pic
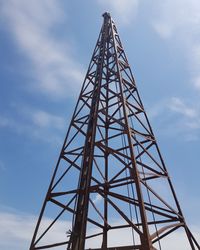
[69,13,110,250]
[109,15,153,250]
[102,16,110,247]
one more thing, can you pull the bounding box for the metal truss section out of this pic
[30,12,200,250]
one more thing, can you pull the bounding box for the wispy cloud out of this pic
[97,0,139,25]
[0,208,199,250]
[0,0,84,98]
[169,97,198,119]
[168,97,200,131]
[148,96,200,141]
[0,211,34,249]
[32,110,65,130]
[152,0,200,90]
[0,209,70,250]
[168,97,200,139]
[92,194,103,204]
[0,106,66,145]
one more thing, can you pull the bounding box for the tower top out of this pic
[102,12,111,19]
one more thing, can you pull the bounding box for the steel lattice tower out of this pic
[30,13,200,250]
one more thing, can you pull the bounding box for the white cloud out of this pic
[160,228,200,250]
[152,0,200,90]
[168,97,200,132]
[0,211,34,249]
[147,97,200,140]
[169,97,198,118]
[0,0,84,98]
[97,0,139,25]
[92,193,103,204]
[0,209,199,250]
[152,0,200,39]
[193,75,200,89]
[32,110,65,130]
[147,100,167,120]
[153,22,173,39]
[0,107,66,145]
[167,97,200,135]
[0,210,70,250]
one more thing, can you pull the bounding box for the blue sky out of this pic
[0,0,200,249]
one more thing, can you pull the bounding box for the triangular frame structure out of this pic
[30,13,200,250]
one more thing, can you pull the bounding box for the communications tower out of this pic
[30,12,200,250]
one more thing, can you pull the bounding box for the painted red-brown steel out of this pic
[29,12,200,250]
